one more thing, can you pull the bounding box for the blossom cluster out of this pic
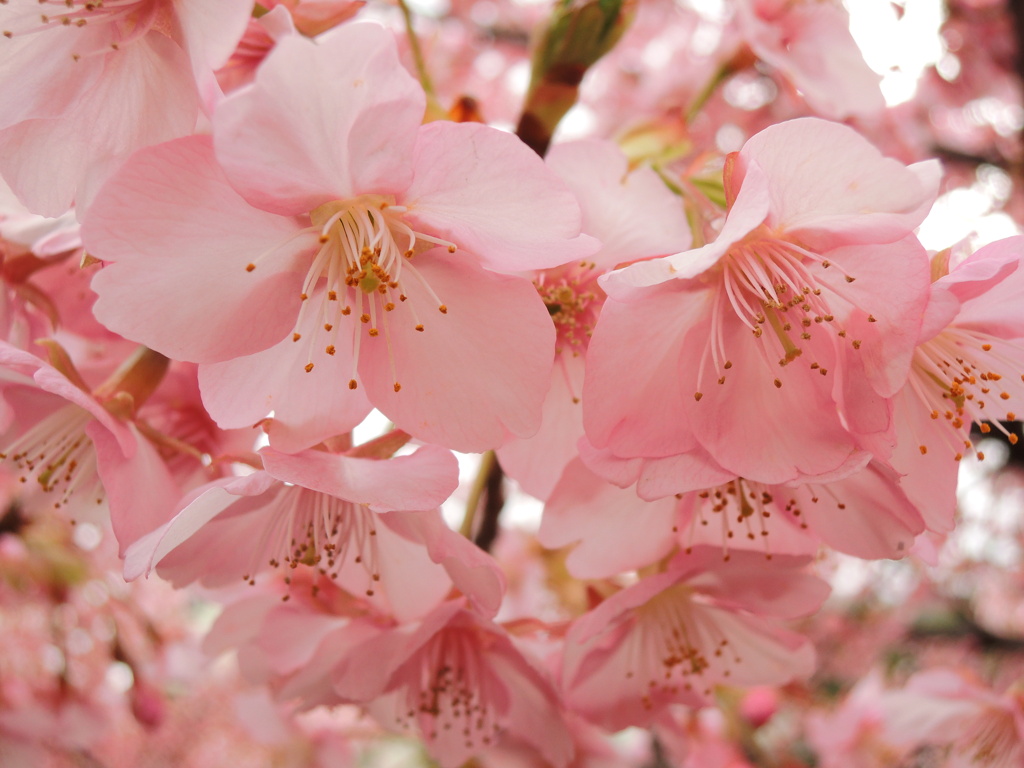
[2,0,1024,766]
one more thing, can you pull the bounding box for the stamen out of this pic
[1,405,102,511]
[291,195,458,374]
[249,487,383,595]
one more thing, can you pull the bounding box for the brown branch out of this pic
[472,458,505,553]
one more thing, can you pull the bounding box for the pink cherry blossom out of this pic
[889,235,1024,533]
[334,600,574,768]
[125,442,505,621]
[733,0,884,120]
[0,0,252,216]
[542,453,923,579]
[880,669,1024,768]
[83,23,596,453]
[497,138,691,500]
[560,548,827,730]
[805,671,908,768]
[203,577,394,710]
[584,117,939,485]
[0,342,178,552]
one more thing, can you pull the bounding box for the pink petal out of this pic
[85,135,307,362]
[948,237,1024,339]
[0,16,104,127]
[888,388,959,534]
[260,443,459,511]
[383,510,507,617]
[789,462,924,559]
[635,451,738,500]
[818,237,931,398]
[487,650,574,768]
[332,516,454,622]
[203,595,278,657]
[602,163,771,292]
[540,459,677,579]
[404,121,598,273]
[173,0,254,71]
[254,605,350,675]
[358,252,555,453]
[576,438,643,488]
[214,25,424,215]
[583,280,708,458]
[198,288,372,452]
[496,351,586,501]
[677,549,829,619]
[273,619,383,707]
[123,473,277,579]
[832,337,894,459]
[737,118,939,246]
[90,422,183,557]
[688,312,864,484]
[545,138,692,271]
[0,32,199,217]
[742,1,884,119]
[937,237,1022,306]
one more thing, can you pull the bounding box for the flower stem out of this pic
[685,63,731,124]
[396,0,437,99]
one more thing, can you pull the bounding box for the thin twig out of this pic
[473,457,504,553]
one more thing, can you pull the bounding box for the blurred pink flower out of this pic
[0,0,252,215]
[560,548,827,730]
[881,669,1024,768]
[335,600,574,768]
[734,0,884,119]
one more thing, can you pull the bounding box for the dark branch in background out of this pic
[472,459,505,552]
[931,145,1009,169]
[1002,0,1024,185]
[1009,0,1024,109]
[641,737,674,768]
[0,501,26,537]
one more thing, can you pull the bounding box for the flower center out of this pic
[907,329,1022,461]
[694,233,861,401]
[243,485,382,598]
[0,404,102,512]
[536,261,601,355]
[395,627,503,750]
[2,0,161,56]
[251,194,457,391]
[683,479,796,560]
[627,584,740,703]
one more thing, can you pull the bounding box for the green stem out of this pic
[396,0,437,99]
[685,63,731,124]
